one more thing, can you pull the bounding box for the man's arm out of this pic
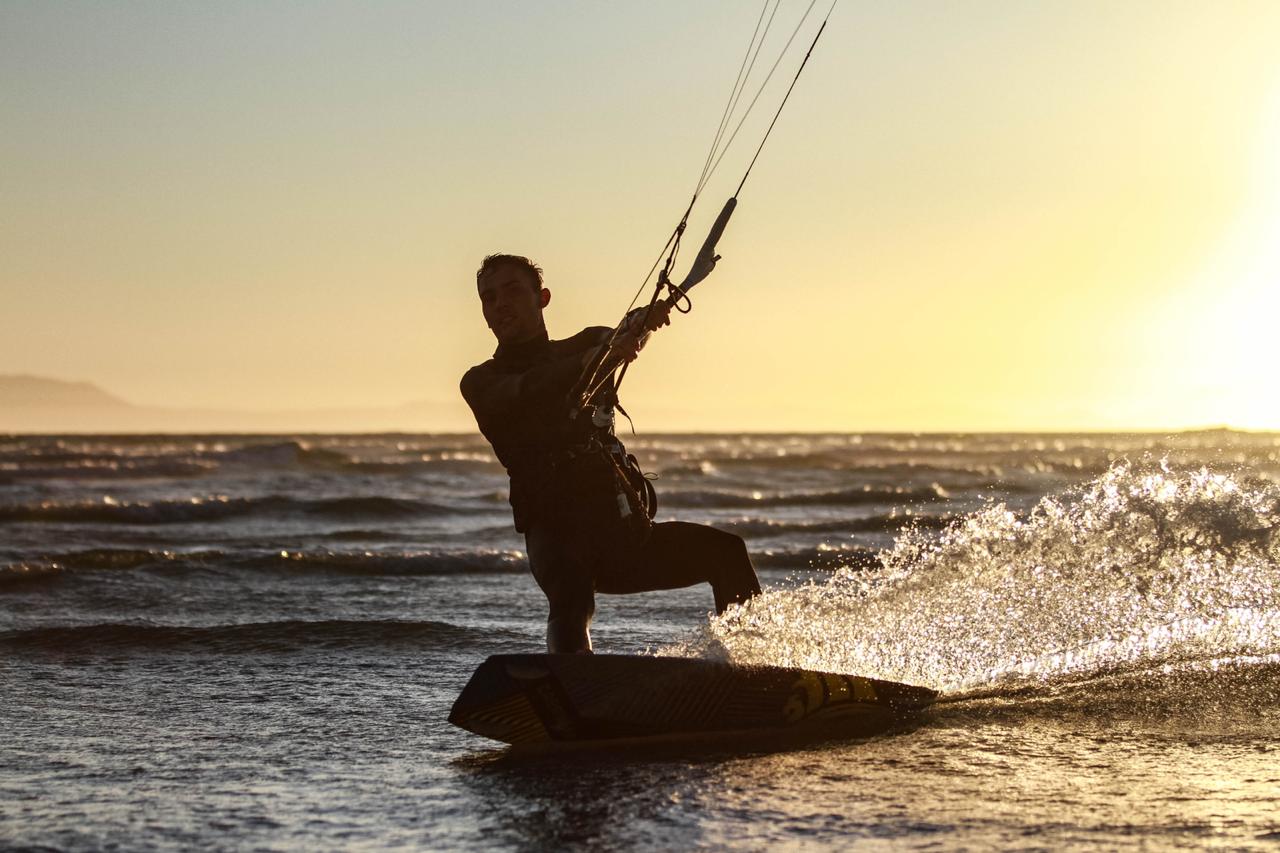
[565,302,677,406]
[598,300,674,367]
[460,336,609,420]
[600,301,673,361]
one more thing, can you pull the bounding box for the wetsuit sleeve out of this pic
[460,339,603,421]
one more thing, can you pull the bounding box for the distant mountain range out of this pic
[0,375,474,433]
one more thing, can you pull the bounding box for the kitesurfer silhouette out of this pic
[461,253,761,653]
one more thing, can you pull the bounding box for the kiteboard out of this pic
[449,653,936,749]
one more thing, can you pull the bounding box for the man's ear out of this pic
[540,287,551,308]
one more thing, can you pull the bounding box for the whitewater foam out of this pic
[665,462,1280,694]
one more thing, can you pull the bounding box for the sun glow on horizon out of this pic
[1142,77,1280,431]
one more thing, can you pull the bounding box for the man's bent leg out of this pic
[525,522,596,653]
[597,521,761,613]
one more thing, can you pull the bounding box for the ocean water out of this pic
[2,431,1278,850]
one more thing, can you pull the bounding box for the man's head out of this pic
[476,253,551,345]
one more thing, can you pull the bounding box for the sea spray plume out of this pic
[662,462,1280,693]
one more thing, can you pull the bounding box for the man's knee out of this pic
[703,526,749,564]
[709,529,760,603]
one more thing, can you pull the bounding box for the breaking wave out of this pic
[666,462,1280,694]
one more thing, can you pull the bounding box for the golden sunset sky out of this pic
[3,1,1279,431]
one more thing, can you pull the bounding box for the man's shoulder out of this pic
[555,326,613,349]
[459,361,496,401]
[462,358,496,377]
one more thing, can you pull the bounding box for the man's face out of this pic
[477,264,549,344]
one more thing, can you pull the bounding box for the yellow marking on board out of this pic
[850,677,877,702]
[824,674,851,703]
[782,673,881,723]
[802,673,824,709]
[782,672,825,722]
[781,693,805,722]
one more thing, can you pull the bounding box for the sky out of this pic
[3,0,1280,432]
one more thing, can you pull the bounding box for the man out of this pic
[461,253,761,653]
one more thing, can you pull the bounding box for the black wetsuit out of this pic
[461,325,761,652]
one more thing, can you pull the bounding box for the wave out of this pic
[752,543,881,571]
[666,461,1280,694]
[219,440,499,474]
[0,460,218,479]
[0,494,458,525]
[719,512,954,538]
[0,548,234,580]
[299,496,446,517]
[0,618,516,653]
[251,549,525,576]
[216,440,351,468]
[661,483,950,509]
[0,496,262,524]
[672,453,1028,477]
[0,438,503,480]
[933,656,1280,727]
[0,560,65,586]
[0,547,527,586]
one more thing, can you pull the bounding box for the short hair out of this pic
[476,254,543,291]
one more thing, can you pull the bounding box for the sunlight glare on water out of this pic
[666,462,1280,693]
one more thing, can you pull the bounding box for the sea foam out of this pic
[666,461,1280,693]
